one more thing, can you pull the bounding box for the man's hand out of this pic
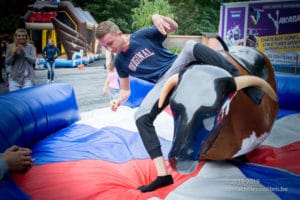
[152,14,178,35]
[1,145,35,173]
[110,99,120,111]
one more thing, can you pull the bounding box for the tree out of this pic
[171,0,221,35]
[170,0,249,35]
[0,0,35,35]
[78,0,139,33]
[0,0,251,36]
[131,0,174,31]
[72,0,249,35]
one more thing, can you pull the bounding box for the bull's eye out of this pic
[203,116,215,131]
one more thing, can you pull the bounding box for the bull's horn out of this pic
[235,75,278,102]
[158,74,179,108]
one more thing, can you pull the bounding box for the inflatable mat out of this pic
[0,74,299,200]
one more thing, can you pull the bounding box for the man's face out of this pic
[99,32,123,53]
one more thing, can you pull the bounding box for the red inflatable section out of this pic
[247,141,300,174]
[13,159,204,200]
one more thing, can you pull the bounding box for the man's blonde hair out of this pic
[96,21,120,39]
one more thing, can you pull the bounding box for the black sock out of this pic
[138,175,174,193]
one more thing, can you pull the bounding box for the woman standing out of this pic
[42,38,61,83]
[5,28,37,92]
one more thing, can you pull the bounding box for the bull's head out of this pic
[158,65,277,174]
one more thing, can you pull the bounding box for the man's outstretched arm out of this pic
[152,14,178,35]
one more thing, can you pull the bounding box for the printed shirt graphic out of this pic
[115,26,177,83]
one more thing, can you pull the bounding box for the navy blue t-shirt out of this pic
[114,26,178,83]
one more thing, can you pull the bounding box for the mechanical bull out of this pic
[158,45,279,173]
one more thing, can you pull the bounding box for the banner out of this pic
[249,1,300,74]
[220,0,300,74]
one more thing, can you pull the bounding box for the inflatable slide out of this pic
[24,0,100,67]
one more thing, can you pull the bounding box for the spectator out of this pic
[5,28,36,92]
[0,145,34,180]
[42,38,61,83]
[103,50,120,100]
[0,39,6,83]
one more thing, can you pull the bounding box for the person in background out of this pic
[104,48,111,69]
[0,145,34,180]
[96,14,238,192]
[103,50,120,100]
[5,28,37,92]
[42,38,61,83]
[0,39,7,83]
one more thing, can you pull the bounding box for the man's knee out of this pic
[135,114,150,131]
[182,40,197,53]
[193,43,239,76]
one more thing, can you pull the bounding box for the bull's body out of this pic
[160,45,279,173]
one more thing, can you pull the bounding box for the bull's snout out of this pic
[169,156,198,174]
[168,113,215,174]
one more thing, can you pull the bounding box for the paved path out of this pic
[0,59,111,112]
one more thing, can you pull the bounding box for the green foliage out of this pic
[173,1,221,35]
[0,0,35,35]
[72,0,254,35]
[83,0,139,33]
[0,15,20,35]
[0,0,252,36]
[131,0,174,30]
[169,47,182,54]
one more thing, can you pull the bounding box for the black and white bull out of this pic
[158,45,279,173]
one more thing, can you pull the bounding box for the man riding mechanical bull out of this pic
[96,14,278,192]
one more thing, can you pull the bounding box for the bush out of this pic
[168,47,182,54]
[131,0,174,30]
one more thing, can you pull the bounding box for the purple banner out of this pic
[220,1,300,74]
[247,1,300,37]
[224,7,246,46]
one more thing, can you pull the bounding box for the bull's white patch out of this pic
[174,70,217,122]
[233,132,269,157]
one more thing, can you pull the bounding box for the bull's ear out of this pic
[213,77,237,102]
[158,74,179,108]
